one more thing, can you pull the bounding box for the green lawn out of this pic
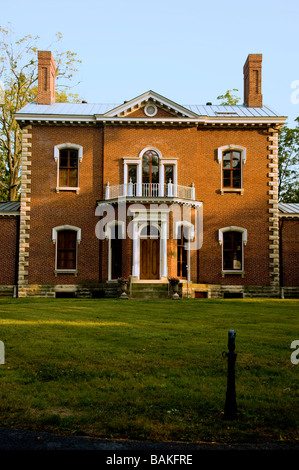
[0,298,298,444]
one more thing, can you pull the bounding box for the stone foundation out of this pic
[13,282,299,299]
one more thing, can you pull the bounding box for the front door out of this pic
[140,238,160,280]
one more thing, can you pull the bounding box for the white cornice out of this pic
[15,114,287,126]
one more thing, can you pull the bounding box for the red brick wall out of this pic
[103,124,271,285]
[0,216,19,284]
[196,126,270,285]
[280,219,299,286]
[28,125,103,284]
[27,122,272,287]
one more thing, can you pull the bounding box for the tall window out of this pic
[164,165,174,184]
[59,148,78,187]
[142,150,159,196]
[223,231,242,271]
[223,150,241,188]
[164,165,174,196]
[177,225,188,279]
[110,224,122,279]
[128,165,137,184]
[57,230,77,270]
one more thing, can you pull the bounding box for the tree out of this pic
[217,88,241,105]
[0,25,81,201]
[278,121,299,203]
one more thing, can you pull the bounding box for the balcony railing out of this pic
[105,182,195,201]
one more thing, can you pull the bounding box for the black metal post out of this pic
[223,329,237,420]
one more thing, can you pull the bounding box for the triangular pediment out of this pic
[104,90,198,119]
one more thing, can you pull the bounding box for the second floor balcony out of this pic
[105,181,195,201]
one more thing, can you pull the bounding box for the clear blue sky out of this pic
[2,0,299,126]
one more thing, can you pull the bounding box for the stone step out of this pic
[131,283,168,292]
[130,282,170,299]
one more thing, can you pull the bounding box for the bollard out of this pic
[0,341,4,365]
[222,330,237,420]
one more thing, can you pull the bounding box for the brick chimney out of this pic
[243,54,263,107]
[37,51,56,105]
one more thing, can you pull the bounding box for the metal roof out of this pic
[279,203,299,215]
[16,102,119,116]
[184,104,281,118]
[0,201,20,213]
[16,101,282,118]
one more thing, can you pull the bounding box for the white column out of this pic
[132,221,139,278]
[123,163,128,196]
[161,220,168,278]
[191,182,195,200]
[105,182,110,200]
[137,163,142,196]
[159,162,164,196]
[173,164,178,197]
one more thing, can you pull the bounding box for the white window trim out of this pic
[175,221,194,282]
[218,226,247,276]
[130,210,169,280]
[54,143,83,194]
[52,225,81,275]
[217,145,246,195]
[144,103,158,117]
[123,147,178,197]
[105,220,125,281]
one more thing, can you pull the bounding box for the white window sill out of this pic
[220,188,244,195]
[54,270,78,277]
[56,187,80,194]
[222,270,244,278]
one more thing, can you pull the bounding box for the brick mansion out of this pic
[0,51,298,299]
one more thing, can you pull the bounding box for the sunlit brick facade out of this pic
[8,51,298,299]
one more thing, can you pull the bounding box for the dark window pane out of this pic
[69,150,78,168]
[223,152,231,168]
[142,150,159,185]
[165,165,173,183]
[128,165,137,184]
[57,230,77,270]
[222,150,242,188]
[223,231,242,270]
[177,226,188,279]
[59,149,78,187]
[60,149,69,167]
[59,169,68,186]
[233,173,241,188]
[152,166,159,183]
[223,169,231,187]
[232,151,241,168]
[69,169,78,187]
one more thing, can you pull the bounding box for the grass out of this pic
[0,297,298,444]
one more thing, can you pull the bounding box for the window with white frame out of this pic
[218,226,247,274]
[105,221,125,280]
[52,225,81,273]
[122,147,178,197]
[175,221,194,280]
[217,145,246,195]
[54,143,83,193]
